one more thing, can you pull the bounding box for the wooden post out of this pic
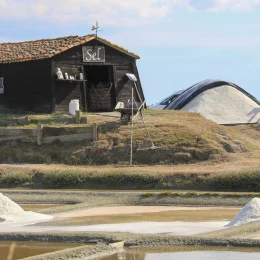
[81,65,87,112]
[36,124,43,145]
[75,110,81,124]
[51,60,56,113]
[93,123,97,141]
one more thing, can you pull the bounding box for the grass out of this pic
[0,108,255,165]
[2,164,260,191]
[0,108,260,170]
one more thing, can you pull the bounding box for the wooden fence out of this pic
[0,124,98,145]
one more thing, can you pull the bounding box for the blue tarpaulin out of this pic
[165,79,260,110]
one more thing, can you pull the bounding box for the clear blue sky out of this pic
[0,0,260,105]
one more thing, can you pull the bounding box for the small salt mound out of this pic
[0,193,52,224]
[226,198,260,227]
[0,193,24,215]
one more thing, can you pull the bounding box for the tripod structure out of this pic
[126,74,158,165]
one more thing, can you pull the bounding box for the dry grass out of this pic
[1,161,260,190]
[0,108,259,166]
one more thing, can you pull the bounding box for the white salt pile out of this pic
[0,193,52,224]
[181,85,260,124]
[226,198,260,227]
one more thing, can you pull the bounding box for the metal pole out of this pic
[133,81,155,148]
[130,85,134,165]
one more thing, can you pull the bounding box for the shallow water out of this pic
[0,241,83,260]
[0,221,228,236]
[101,247,260,260]
[20,204,64,211]
[46,207,239,226]
[0,207,238,235]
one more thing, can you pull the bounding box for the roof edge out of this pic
[0,34,140,64]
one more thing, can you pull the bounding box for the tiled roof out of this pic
[0,34,140,64]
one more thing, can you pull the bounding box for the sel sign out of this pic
[82,46,105,62]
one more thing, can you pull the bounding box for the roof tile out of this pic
[0,34,139,63]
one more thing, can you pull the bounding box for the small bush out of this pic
[141,192,155,198]
[159,191,173,196]
[205,170,260,191]
[185,191,199,197]
[203,192,222,197]
[0,172,32,187]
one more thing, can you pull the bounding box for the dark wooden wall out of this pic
[0,59,52,112]
[0,39,144,114]
[53,39,144,112]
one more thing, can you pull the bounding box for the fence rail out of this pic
[0,124,98,145]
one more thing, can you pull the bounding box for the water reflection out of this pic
[101,247,260,260]
[0,241,83,260]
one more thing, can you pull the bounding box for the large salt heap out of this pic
[226,198,260,227]
[0,193,52,223]
[166,80,260,125]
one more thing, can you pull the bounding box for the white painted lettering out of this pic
[86,49,92,61]
[84,47,104,62]
[97,48,102,60]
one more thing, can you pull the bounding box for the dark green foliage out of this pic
[0,172,32,187]
[205,170,260,191]
[1,168,260,191]
[42,171,162,189]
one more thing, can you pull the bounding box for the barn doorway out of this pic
[84,65,115,112]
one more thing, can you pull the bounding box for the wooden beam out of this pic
[43,133,92,143]
[132,61,145,104]
[93,123,97,141]
[81,65,87,112]
[44,126,93,136]
[51,59,56,113]
[36,124,43,145]
[113,66,118,103]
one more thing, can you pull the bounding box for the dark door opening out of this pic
[84,65,115,112]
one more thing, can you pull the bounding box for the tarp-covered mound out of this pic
[165,80,260,124]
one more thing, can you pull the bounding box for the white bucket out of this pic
[69,100,80,115]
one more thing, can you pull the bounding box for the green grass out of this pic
[1,167,260,192]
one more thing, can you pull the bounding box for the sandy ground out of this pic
[55,206,237,218]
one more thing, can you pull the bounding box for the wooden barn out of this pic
[0,35,144,113]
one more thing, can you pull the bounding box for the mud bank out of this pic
[0,190,254,215]
[1,232,260,249]
[22,244,120,260]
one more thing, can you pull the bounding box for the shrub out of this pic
[205,170,260,191]
[141,192,155,198]
[0,171,32,187]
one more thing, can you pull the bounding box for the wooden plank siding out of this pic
[0,59,52,113]
[52,39,143,112]
[0,38,144,114]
